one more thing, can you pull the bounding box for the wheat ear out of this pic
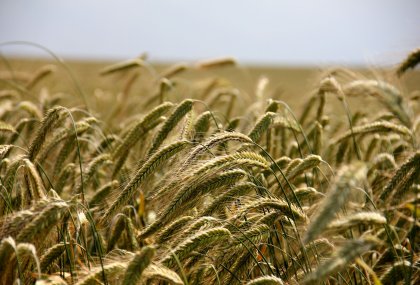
[147,99,193,156]
[161,227,231,266]
[232,197,306,222]
[0,145,13,161]
[141,169,246,239]
[27,106,64,161]
[3,157,25,195]
[16,200,68,242]
[75,153,111,194]
[142,264,183,284]
[122,245,156,285]
[248,112,276,142]
[88,180,118,208]
[0,237,16,278]
[38,117,95,164]
[326,211,386,232]
[150,150,267,203]
[224,248,257,284]
[17,101,43,119]
[304,162,367,243]
[379,151,420,203]
[303,237,379,284]
[396,48,420,76]
[100,57,144,75]
[0,121,16,135]
[103,140,191,222]
[16,242,41,282]
[23,158,46,200]
[286,238,334,277]
[112,102,173,160]
[171,216,219,247]
[75,262,126,285]
[288,187,323,202]
[26,64,56,90]
[389,166,419,206]
[184,131,252,166]
[343,80,413,127]
[379,260,412,285]
[232,224,271,247]
[156,216,194,244]
[246,275,284,285]
[373,244,410,269]
[40,242,66,272]
[332,121,412,144]
[196,57,237,69]
[160,62,188,78]
[192,110,213,142]
[200,182,256,216]
[107,213,139,251]
[285,154,322,181]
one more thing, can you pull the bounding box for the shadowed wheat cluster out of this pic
[0,49,419,285]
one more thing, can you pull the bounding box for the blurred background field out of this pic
[0,58,420,118]
[2,57,419,113]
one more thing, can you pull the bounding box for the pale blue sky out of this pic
[0,0,419,66]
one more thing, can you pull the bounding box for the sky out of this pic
[0,0,419,66]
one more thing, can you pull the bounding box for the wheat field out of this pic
[0,50,419,285]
